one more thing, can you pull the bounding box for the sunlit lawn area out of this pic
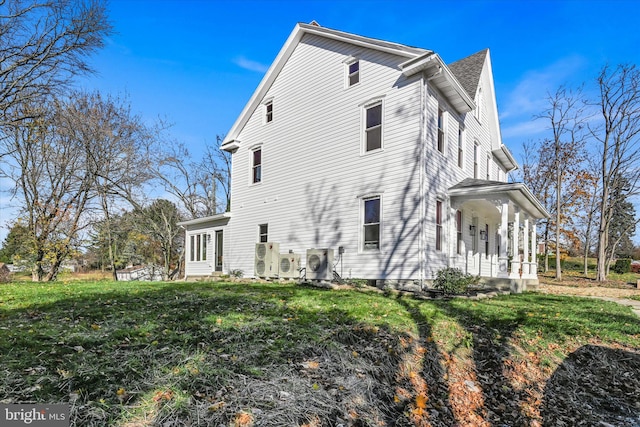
[1,280,638,426]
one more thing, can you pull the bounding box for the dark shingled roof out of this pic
[448,49,488,98]
[449,177,512,190]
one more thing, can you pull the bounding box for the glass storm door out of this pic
[215,230,223,272]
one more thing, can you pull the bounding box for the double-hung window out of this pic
[457,128,464,168]
[252,148,262,184]
[363,197,380,250]
[365,103,382,152]
[259,224,268,243]
[486,154,491,180]
[436,200,443,251]
[473,142,479,179]
[265,101,273,123]
[437,108,445,154]
[347,60,360,87]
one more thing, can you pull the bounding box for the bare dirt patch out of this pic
[538,283,640,299]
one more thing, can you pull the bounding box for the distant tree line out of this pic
[520,63,640,281]
[0,0,230,281]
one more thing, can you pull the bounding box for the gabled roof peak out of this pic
[448,49,489,98]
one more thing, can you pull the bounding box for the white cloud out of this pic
[233,56,269,73]
[500,55,587,121]
[501,117,546,140]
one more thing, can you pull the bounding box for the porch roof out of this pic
[177,212,232,227]
[449,179,549,219]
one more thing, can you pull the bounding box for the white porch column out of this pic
[530,220,538,276]
[509,208,521,278]
[522,216,531,277]
[498,200,509,277]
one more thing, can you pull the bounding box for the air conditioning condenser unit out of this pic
[306,248,334,280]
[279,253,301,279]
[255,242,280,278]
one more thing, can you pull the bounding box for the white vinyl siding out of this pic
[228,33,422,280]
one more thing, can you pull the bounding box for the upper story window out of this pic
[457,127,464,168]
[473,142,479,179]
[363,196,380,250]
[265,101,273,123]
[437,107,445,154]
[252,148,262,184]
[436,200,443,251]
[475,87,482,123]
[365,102,382,152]
[346,59,360,87]
[259,224,268,243]
[486,154,491,180]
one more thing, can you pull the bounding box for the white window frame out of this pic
[473,141,480,179]
[436,199,443,251]
[345,57,360,88]
[251,147,262,184]
[361,195,381,251]
[475,87,482,123]
[456,210,463,255]
[486,154,491,181]
[437,107,445,154]
[189,233,208,262]
[457,127,464,168]
[264,100,273,124]
[363,100,383,153]
[258,224,268,243]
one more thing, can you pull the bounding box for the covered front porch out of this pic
[448,179,549,288]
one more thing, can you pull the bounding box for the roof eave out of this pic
[449,182,549,219]
[402,54,476,114]
[178,212,232,227]
[492,145,519,172]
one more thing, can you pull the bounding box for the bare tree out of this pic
[5,101,96,281]
[153,136,231,219]
[536,86,587,279]
[65,91,155,280]
[134,199,183,280]
[0,0,112,149]
[592,64,640,281]
[200,135,231,213]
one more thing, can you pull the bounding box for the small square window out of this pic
[363,197,380,250]
[252,148,262,184]
[265,101,273,123]
[365,103,382,152]
[347,60,359,87]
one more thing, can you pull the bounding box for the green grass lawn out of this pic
[0,280,639,426]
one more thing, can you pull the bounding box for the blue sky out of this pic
[1,0,640,243]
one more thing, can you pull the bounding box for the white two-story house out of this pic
[179,22,548,291]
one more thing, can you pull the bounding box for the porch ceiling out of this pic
[449,179,549,220]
